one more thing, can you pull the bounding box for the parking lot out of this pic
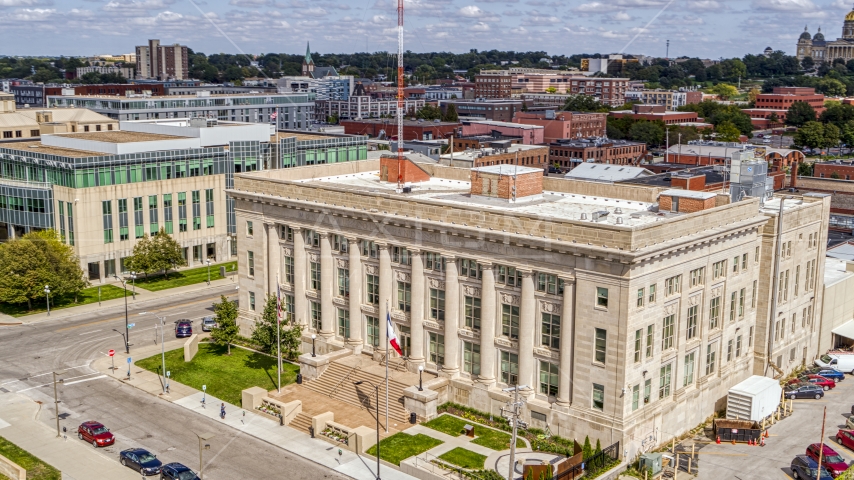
[682,372,854,479]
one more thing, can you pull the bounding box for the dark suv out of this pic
[791,454,834,479]
[160,462,200,480]
[175,320,192,338]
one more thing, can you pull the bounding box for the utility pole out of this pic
[818,406,827,475]
[501,385,528,480]
[53,371,66,437]
[665,129,669,163]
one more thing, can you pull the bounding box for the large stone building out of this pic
[0,93,118,140]
[0,120,368,279]
[796,8,854,62]
[229,155,829,457]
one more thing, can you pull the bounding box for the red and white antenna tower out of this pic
[396,0,404,190]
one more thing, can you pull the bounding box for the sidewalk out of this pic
[0,393,140,480]
[92,340,416,480]
[0,276,238,325]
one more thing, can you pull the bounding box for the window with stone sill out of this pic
[246,220,253,236]
[536,273,559,295]
[304,229,320,248]
[664,275,681,296]
[460,259,481,279]
[539,361,559,397]
[501,304,519,339]
[397,281,411,312]
[463,342,480,376]
[464,296,481,330]
[689,267,705,288]
[280,225,294,242]
[338,268,349,297]
[310,301,321,331]
[361,240,379,259]
[332,235,349,253]
[285,256,294,284]
[424,251,445,272]
[392,246,411,265]
[248,251,255,277]
[713,260,726,279]
[541,313,560,350]
[496,265,522,287]
[596,287,609,308]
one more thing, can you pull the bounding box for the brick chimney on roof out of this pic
[791,161,798,189]
[379,155,431,184]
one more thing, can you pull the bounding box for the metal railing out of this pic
[329,362,362,399]
[552,441,620,480]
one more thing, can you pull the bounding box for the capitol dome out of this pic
[814,27,825,41]
[800,27,812,40]
[846,9,854,21]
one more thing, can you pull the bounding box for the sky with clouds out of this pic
[0,0,853,59]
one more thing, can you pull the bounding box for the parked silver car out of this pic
[201,317,217,332]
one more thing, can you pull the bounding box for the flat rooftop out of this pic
[824,257,854,286]
[307,170,663,227]
[462,120,542,130]
[1,140,107,158]
[49,92,308,100]
[56,131,188,143]
[272,131,334,142]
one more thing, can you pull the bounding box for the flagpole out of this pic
[277,275,282,394]
[385,302,390,433]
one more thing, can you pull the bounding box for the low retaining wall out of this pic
[241,387,301,425]
[183,334,200,362]
[0,453,25,480]
[312,412,377,453]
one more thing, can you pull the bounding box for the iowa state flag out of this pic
[387,312,403,356]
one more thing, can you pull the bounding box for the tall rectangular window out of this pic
[634,329,642,363]
[596,287,608,307]
[794,265,800,296]
[310,261,320,290]
[148,195,158,234]
[727,339,733,362]
[736,335,743,357]
[729,291,737,322]
[713,260,726,279]
[284,294,294,323]
[637,288,645,307]
[686,306,698,340]
[592,384,605,411]
[163,194,173,234]
[690,267,705,287]
[285,256,294,284]
[133,197,144,238]
[178,192,187,232]
[366,315,379,347]
[705,343,717,376]
[539,361,559,397]
[659,364,672,398]
[665,275,681,296]
[661,315,675,350]
[102,200,113,244]
[632,384,640,411]
[536,273,558,294]
[366,274,379,305]
[500,351,518,385]
[429,332,445,366]
[310,301,321,331]
[752,280,757,308]
[67,203,74,245]
[501,304,519,339]
[683,352,695,387]
[192,190,201,230]
[337,308,350,338]
[732,256,739,274]
[58,201,66,242]
[463,342,481,376]
[646,325,654,358]
[741,253,748,270]
[594,328,607,364]
[249,291,255,311]
[248,251,255,276]
[429,288,445,321]
[738,288,745,318]
[205,188,214,228]
[709,296,721,329]
[648,284,656,303]
[465,296,481,330]
[541,313,561,349]
[397,281,411,312]
[338,267,350,297]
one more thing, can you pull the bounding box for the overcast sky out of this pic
[0,0,851,59]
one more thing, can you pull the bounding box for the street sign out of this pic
[202,385,206,391]
[108,350,115,357]
[127,357,132,364]
[127,323,135,329]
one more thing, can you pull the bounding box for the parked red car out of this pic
[77,421,115,448]
[807,443,850,477]
[788,375,837,391]
[836,429,854,452]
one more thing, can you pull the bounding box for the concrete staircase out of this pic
[304,361,410,424]
[289,412,312,434]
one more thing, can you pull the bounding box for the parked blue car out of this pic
[813,368,845,382]
[119,448,162,476]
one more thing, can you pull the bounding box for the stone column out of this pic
[293,227,307,326]
[556,278,575,407]
[266,223,280,297]
[319,232,334,338]
[378,244,391,356]
[442,256,460,377]
[478,262,497,386]
[409,249,426,366]
[518,270,536,391]
[347,238,363,347]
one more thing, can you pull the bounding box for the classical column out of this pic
[378,244,391,356]
[347,238,363,346]
[556,278,575,407]
[266,223,280,297]
[293,227,307,326]
[518,270,536,391]
[478,262,497,386]
[319,232,335,338]
[442,256,460,376]
[409,249,426,366]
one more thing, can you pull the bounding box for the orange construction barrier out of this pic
[760,436,765,447]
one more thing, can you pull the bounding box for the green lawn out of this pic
[0,284,129,318]
[0,435,60,480]
[423,414,523,450]
[135,342,296,406]
[133,261,237,291]
[438,447,486,469]
[365,433,443,466]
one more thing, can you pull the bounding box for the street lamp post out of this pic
[130,272,137,300]
[52,371,66,437]
[354,380,381,480]
[44,285,50,316]
[194,432,215,480]
[140,312,167,394]
[417,365,424,392]
[311,334,317,357]
[113,275,130,354]
[206,259,211,286]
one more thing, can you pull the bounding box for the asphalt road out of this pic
[0,285,348,480]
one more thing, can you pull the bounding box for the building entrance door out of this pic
[397,325,411,358]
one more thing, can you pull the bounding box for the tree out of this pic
[709,83,739,100]
[747,88,761,106]
[798,161,814,177]
[786,101,817,127]
[562,94,609,112]
[824,122,842,148]
[251,295,303,360]
[126,234,154,276]
[127,229,185,278]
[831,172,841,179]
[0,230,87,310]
[795,121,827,149]
[443,103,459,123]
[628,121,664,146]
[801,56,815,71]
[715,121,742,142]
[415,104,443,121]
[545,86,557,94]
[768,112,780,124]
[211,295,239,355]
[582,436,593,460]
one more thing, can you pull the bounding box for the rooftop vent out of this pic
[615,207,623,214]
[616,217,624,224]
[592,210,609,222]
[580,213,588,220]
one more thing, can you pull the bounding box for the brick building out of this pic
[474,71,512,99]
[814,159,854,179]
[624,164,786,192]
[341,119,460,141]
[452,134,522,152]
[475,68,628,105]
[609,104,699,125]
[742,86,825,129]
[658,189,717,213]
[549,137,647,169]
[513,111,607,142]
[438,100,523,122]
[663,143,805,168]
[135,39,189,80]
[460,120,544,145]
[439,143,549,169]
[470,164,544,201]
